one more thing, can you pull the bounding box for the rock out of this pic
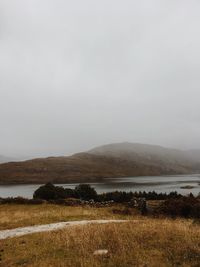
[93,249,108,256]
[129,197,138,207]
[180,185,195,189]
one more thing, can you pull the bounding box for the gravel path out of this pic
[0,220,128,240]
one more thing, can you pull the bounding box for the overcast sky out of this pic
[1,0,200,158]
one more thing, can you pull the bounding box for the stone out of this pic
[93,249,108,256]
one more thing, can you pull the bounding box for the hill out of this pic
[0,143,199,184]
[89,142,200,169]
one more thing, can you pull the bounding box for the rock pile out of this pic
[129,197,147,215]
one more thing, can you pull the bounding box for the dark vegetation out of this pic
[33,183,98,201]
[0,197,44,205]
[32,183,183,202]
[33,183,75,200]
[74,184,98,200]
[158,196,200,219]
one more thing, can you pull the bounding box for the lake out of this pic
[0,174,200,198]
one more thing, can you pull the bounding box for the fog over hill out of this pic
[185,149,200,162]
[89,142,200,165]
[0,142,200,185]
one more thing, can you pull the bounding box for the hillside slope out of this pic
[89,142,200,170]
[0,142,198,184]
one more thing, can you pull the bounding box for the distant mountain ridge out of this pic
[88,142,200,167]
[0,142,199,184]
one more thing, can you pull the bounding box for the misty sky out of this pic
[1,0,200,158]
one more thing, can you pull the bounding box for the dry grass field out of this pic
[0,217,200,267]
[0,204,138,230]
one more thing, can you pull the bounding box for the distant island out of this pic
[0,142,200,184]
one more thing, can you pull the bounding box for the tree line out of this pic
[33,182,184,202]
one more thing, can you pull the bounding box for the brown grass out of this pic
[0,218,200,267]
[0,204,138,230]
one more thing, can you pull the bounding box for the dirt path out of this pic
[0,220,129,240]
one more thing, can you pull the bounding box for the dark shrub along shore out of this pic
[33,182,184,202]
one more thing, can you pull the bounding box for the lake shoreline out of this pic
[0,172,199,186]
[0,174,200,198]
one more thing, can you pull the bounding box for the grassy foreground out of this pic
[0,204,138,230]
[0,218,200,267]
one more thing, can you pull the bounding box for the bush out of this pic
[33,183,98,201]
[65,188,76,198]
[97,190,182,203]
[33,183,76,200]
[158,197,200,218]
[28,198,45,204]
[0,197,45,205]
[33,183,58,200]
[98,191,134,203]
[75,184,97,201]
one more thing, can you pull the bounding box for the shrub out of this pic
[0,197,45,205]
[27,198,45,204]
[75,184,97,201]
[33,183,76,200]
[158,197,200,218]
[97,190,182,203]
[98,191,133,203]
[33,183,58,200]
[64,188,76,198]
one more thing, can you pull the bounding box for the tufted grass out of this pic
[0,218,200,267]
[0,204,139,230]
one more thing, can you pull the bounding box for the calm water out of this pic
[0,174,200,198]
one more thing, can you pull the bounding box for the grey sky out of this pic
[1,0,200,158]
